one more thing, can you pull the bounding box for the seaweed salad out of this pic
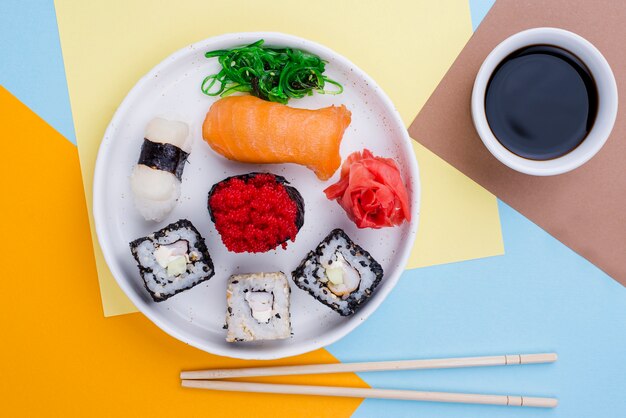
[201,39,343,104]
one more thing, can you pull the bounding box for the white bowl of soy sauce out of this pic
[472,27,618,176]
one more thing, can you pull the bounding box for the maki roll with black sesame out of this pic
[208,172,304,253]
[292,229,383,316]
[129,219,214,302]
[225,272,292,342]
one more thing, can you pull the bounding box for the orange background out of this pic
[0,86,367,417]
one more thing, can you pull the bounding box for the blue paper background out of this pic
[0,0,75,143]
[328,201,626,417]
[470,0,497,30]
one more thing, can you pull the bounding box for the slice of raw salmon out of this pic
[202,95,351,180]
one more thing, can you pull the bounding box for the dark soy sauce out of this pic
[485,45,598,160]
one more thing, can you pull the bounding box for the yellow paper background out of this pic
[55,0,503,316]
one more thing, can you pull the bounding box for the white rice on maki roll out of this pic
[291,229,383,316]
[225,272,291,342]
[129,219,214,301]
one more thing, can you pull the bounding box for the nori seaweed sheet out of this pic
[137,138,189,180]
[129,219,214,302]
[207,172,305,245]
[291,229,384,316]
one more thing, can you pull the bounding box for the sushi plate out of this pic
[93,32,420,360]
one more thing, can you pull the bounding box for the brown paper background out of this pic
[409,0,626,285]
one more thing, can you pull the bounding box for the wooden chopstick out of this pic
[181,380,558,408]
[180,353,557,380]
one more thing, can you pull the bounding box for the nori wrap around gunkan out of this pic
[292,229,383,316]
[129,219,214,302]
[208,172,304,253]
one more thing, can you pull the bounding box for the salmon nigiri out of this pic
[202,96,351,180]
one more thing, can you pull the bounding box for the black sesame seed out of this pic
[275,313,281,319]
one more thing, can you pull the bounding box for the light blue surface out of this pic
[329,201,626,417]
[469,0,496,31]
[0,0,75,143]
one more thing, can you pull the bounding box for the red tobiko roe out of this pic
[208,173,302,253]
[324,149,411,229]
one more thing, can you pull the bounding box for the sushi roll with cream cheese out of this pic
[291,229,383,316]
[129,219,214,302]
[225,272,291,342]
[130,117,191,222]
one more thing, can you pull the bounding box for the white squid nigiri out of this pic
[130,118,191,222]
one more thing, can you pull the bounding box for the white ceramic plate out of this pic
[94,32,420,360]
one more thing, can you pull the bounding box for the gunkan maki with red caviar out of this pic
[208,172,304,253]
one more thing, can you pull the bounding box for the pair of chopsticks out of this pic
[181,353,558,408]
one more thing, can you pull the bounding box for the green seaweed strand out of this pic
[201,39,343,104]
